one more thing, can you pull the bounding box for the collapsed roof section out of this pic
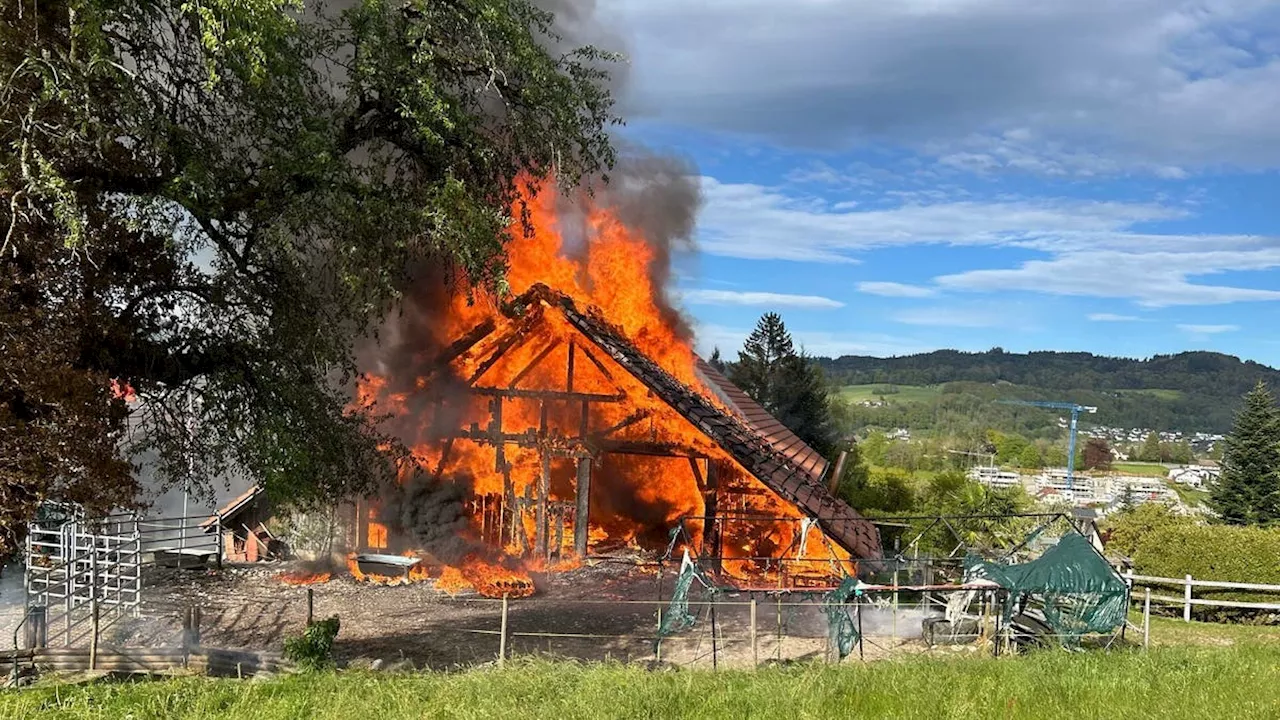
[694,359,829,482]
[507,285,881,561]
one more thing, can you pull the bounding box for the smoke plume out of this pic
[556,147,702,341]
[393,472,476,564]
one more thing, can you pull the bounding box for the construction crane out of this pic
[998,400,1098,490]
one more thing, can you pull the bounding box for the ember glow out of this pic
[354,176,857,591]
[277,571,331,586]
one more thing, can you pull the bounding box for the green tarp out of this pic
[965,531,1129,646]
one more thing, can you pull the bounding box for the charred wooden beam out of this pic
[596,440,710,458]
[438,318,498,367]
[489,397,505,468]
[453,426,586,455]
[466,308,544,385]
[567,341,576,393]
[576,343,618,383]
[591,409,652,440]
[688,456,704,488]
[432,435,456,482]
[507,338,562,389]
[703,460,723,574]
[535,451,551,558]
[470,387,625,403]
[574,457,592,557]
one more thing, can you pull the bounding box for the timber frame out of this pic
[403,284,883,566]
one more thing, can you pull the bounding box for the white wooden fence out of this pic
[1122,571,1280,622]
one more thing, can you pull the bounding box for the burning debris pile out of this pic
[346,169,879,597]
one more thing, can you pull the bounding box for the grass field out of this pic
[5,617,1279,719]
[1111,462,1171,477]
[837,384,941,404]
[6,645,1280,720]
[1115,388,1185,401]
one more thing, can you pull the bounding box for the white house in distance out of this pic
[1168,465,1220,489]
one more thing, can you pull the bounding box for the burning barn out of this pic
[349,179,880,596]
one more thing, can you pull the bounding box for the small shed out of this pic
[200,485,279,562]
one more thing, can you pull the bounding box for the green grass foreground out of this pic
[5,646,1280,720]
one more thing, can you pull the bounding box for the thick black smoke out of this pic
[391,472,476,564]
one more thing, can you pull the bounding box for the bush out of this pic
[284,615,341,671]
[1103,503,1191,557]
[1131,525,1280,621]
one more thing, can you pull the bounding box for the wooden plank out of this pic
[1128,574,1280,593]
[574,457,592,557]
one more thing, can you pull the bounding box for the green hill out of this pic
[817,349,1280,434]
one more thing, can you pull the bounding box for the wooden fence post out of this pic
[1143,587,1151,649]
[1184,574,1193,623]
[306,588,314,626]
[498,594,509,667]
[750,598,758,668]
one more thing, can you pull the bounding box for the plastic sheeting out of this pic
[964,531,1128,646]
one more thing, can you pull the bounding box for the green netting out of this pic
[964,531,1128,646]
[821,576,864,660]
[657,550,716,640]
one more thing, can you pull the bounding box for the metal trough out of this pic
[354,553,419,578]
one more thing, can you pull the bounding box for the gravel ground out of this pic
[5,558,943,670]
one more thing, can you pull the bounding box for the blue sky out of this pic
[580,0,1280,366]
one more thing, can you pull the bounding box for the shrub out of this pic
[1131,525,1280,621]
[284,615,341,671]
[1104,502,1192,557]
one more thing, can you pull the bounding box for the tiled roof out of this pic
[514,286,881,561]
[694,359,829,482]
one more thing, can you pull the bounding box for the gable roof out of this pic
[518,286,881,561]
[200,484,265,532]
[694,359,829,482]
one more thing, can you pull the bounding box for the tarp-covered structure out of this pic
[964,531,1128,646]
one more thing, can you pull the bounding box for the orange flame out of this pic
[353,174,854,589]
[276,571,331,586]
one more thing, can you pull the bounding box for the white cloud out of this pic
[1087,313,1141,322]
[608,0,1280,173]
[936,249,1280,307]
[890,305,1024,329]
[697,176,1183,263]
[679,288,845,309]
[695,176,1280,307]
[1177,323,1240,334]
[857,281,938,298]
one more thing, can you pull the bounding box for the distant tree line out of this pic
[815,349,1280,433]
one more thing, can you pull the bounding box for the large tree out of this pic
[1082,437,1113,471]
[1,0,619,552]
[729,312,836,457]
[1210,382,1280,525]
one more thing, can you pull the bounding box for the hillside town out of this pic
[967,464,1219,517]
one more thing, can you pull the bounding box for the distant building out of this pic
[1167,465,1220,489]
[968,466,1023,490]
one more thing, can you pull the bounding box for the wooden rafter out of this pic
[507,337,563,389]
[466,307,545,385]
[590,409,652,440]
[470,387,624,403]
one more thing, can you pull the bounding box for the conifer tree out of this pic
[1210,382,1280,525]
[730,313,836,456]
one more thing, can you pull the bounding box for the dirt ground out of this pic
[26,556,943,670]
